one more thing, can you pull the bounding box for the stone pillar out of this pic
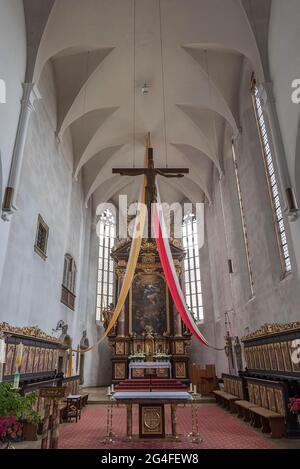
[258,82,298,219]
[2,83,40,219]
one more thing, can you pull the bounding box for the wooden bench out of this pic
[212,374,244,413]
[240,378,286,438]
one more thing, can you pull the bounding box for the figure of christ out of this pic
[112,137,189,237]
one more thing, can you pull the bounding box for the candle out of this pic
[107,386,111,396]
[193,385,197,395]
[111,384,114,393]
[189,383,193,392]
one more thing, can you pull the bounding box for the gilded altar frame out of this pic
[129,272,170,336]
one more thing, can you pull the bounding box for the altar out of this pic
[129,361,172,379]
[102,386,203,442]
[107,238,192,384]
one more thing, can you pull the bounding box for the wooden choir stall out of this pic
[213,322,300,439]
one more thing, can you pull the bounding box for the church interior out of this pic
[0,0,300,452]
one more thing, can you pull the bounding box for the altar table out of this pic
[112,391,194,440]
[129,361,172,379]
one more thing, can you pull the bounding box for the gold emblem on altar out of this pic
[140,405,164,438]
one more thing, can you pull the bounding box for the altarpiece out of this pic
[107,238,191,383]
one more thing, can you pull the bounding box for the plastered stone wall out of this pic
[191,60,300,376]
[0,60,104,386]
[0,0,26,285]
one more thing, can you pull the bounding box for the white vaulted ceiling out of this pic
[34,0,265,210]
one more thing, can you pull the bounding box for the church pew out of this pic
[238,377,286,438]
[212,374,244,412]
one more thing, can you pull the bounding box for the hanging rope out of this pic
[159,0,168,168]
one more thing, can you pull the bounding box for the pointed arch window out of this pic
[96,209,116,322]
[182,212,203,322]
[61,254,76,310]
[251,78,291,274]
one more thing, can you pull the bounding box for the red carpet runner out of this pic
[59,404,276,449]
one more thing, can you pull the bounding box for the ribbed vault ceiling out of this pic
[33,0,265,211]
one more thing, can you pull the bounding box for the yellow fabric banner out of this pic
[72,176,147,353]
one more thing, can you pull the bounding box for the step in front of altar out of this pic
[115,378,188,392]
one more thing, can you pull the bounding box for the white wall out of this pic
[0,0,26,284]
[192,59,300,376]
[0,60,103,386]
[268,0,300,276]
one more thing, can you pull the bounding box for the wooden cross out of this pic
[112,133,189,237]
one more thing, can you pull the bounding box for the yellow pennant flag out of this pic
[72,176,147,353]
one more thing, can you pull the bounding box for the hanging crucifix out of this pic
[112,133,189,238]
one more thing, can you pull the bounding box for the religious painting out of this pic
[248,383,255,403]
[33,347,41,373]
[175,341,184,355]
[132,368,144,378]
[48,349,54,371]
[52,350,59,370]
[39,348,46,371]
[281,341,292,372]
[27,346,36,374]
[260,386,268,409]
[20,345,29,374]
[259,345,266,370]
[267,387,277,413]
[44,348,50,371]
[269,344,278,371]
[133,341,144,354]
[253,347,259,369]
[130,274,168,336]
[274,342,285,371]
[247,348,253,369]
[274,389,286,417]
[156,368,168,378]
[4,344,15,376]
[223,378,229,393]
[237,382,243,399]
[290,341,300,373]
[253,385,261,406]
[256,346,263,369]
[243,348,249,368]
[263,344,271,370]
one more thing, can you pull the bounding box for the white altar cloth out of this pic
[113,391,192,400]
[128,361,172,378]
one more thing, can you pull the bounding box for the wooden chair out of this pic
[61,397,81,423]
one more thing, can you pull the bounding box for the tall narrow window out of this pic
[232,142,254,297]
[182,212,203,321]
[96,209,116,322]
[251,79,291,274]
